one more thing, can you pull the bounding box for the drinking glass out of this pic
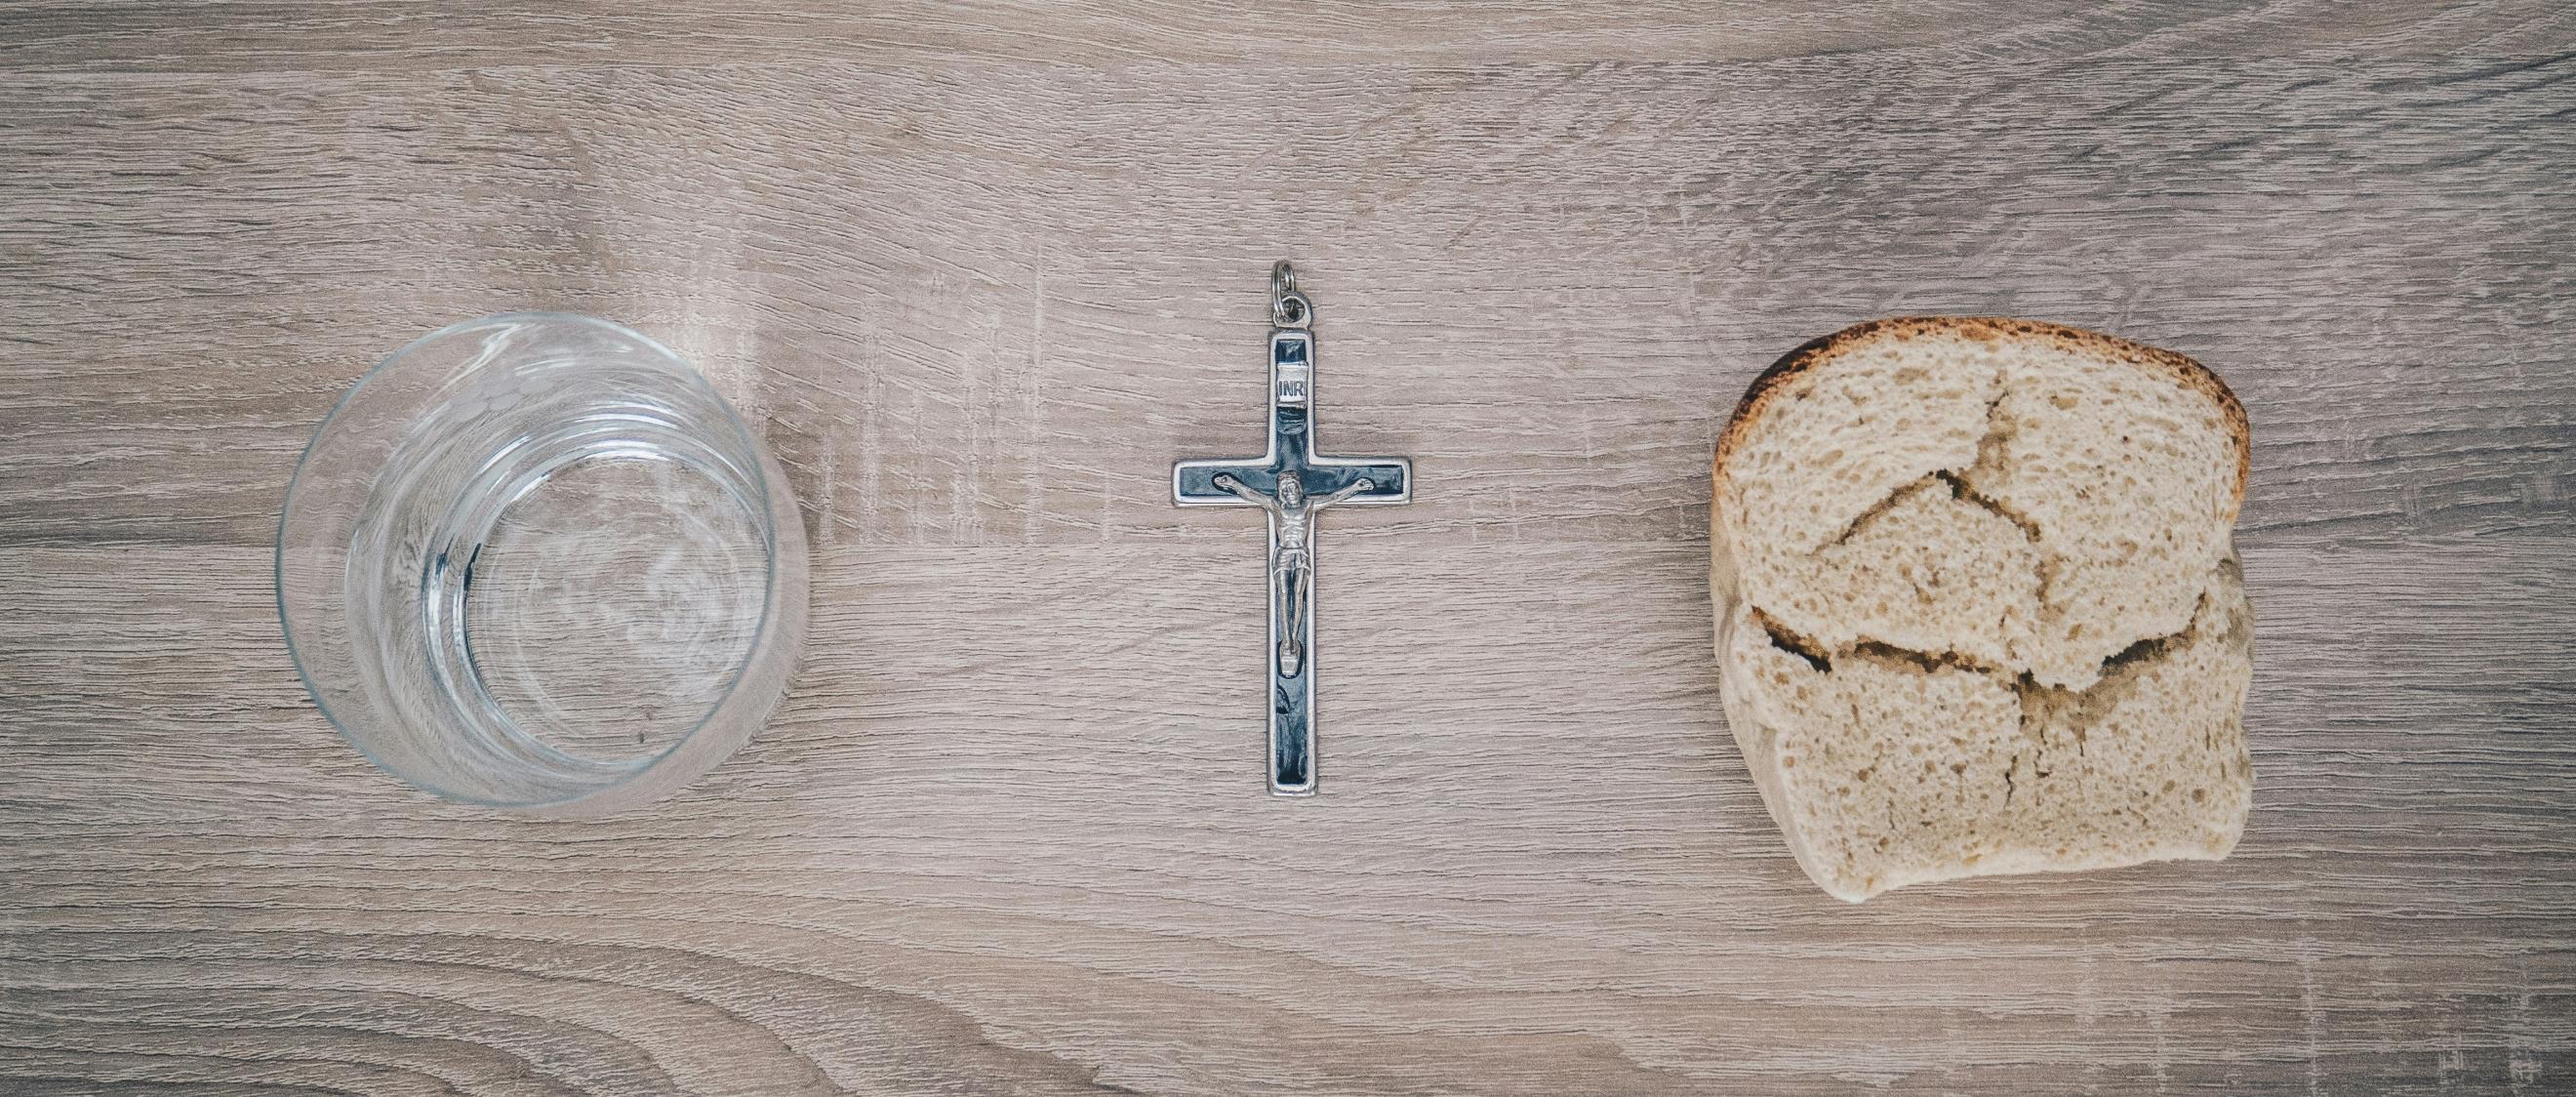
[277,313,809,814]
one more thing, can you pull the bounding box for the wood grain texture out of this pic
[4,2,2574,1093]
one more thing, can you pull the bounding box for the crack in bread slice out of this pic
[1711,317,2253,902]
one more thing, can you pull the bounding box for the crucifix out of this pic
[1173,262,1415,795]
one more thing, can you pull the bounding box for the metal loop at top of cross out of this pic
[1270,260,1311,329]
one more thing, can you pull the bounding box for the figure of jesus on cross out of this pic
[1208,469,1373,679]
[1173,263,1415,795]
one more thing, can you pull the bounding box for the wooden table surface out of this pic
[6,4,2573,1093]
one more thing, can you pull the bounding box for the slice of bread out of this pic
[1711,317,2253,903]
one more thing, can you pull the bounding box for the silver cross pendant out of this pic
[1173,262,1415,795]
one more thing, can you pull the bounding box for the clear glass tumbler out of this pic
[277,313,809,814]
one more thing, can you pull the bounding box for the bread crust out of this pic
[1713,317,2250,505]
